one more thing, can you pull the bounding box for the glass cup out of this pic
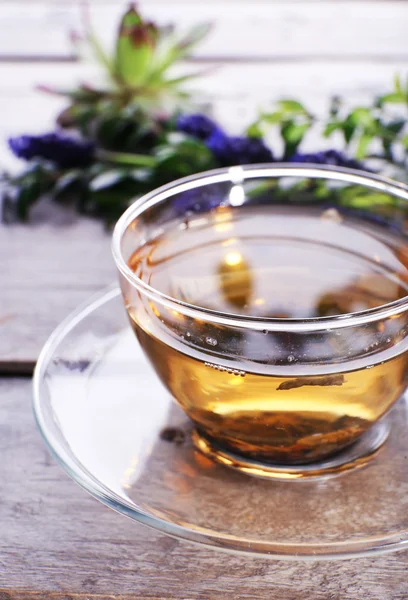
[112,164,408,478]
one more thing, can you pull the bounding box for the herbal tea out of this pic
[126,206,408,464]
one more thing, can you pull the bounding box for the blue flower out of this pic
[172,186,224,216]
[206,130,274,166]
[176,113,222,141]
[289,150,365,170]
[176,114,274,166]
[8,133,95,169]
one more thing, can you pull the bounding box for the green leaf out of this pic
[281,122,311,145]
[95,112,143,150]
[355,132,373,159]
[148,23,210,83]
[82,174,148,222]
[394,73,402,94]
[281,121,311,158]
[378,92,405,105]
[348,107,375,128]
[384,119,405,135]
[5,164,55,221]
[90,169,128,191]
[128,168,152,182]
[381,138,393,160]
[323,121,340,137]
[165,131,189,145]
[40,5,211,115]
[154,137,215,183]
[278,99,309,115]
[97,148,157,168]
[115,40,153,87]
[87,31,116,81]
[259,111,285,125]
[37,84,106,102]
[57,104,98,133]
[314,180,332,200]
[16,185,41,221]
[53,170,84,199]
[342,119,356,145]
[401,135,408,149]
[119,4,143,28]
[246,123,263,138]
[176,23,212,54]
[81,9,116,80]
[340,186,396,209]
[114,6,157,86]
[257,101,313,154]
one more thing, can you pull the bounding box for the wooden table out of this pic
[2,1,408,597]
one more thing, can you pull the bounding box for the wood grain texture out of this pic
[1,1,407,60]
[0,209,114,369]
[0,595,168,600]
[0,378,408,599]
[0,595,175,600]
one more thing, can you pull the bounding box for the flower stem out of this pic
[97,149,157,167]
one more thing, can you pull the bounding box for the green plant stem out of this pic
[97,149,157,167]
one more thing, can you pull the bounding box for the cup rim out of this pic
[112,163,408,332]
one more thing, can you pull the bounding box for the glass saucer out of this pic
[33,286,408,560]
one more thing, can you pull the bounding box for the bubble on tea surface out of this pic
[206,337,218,346]
[287,354,295,363]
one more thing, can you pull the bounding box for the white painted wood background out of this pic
[0,1,407,169]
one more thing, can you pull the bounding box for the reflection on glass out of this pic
[121,170,408,470]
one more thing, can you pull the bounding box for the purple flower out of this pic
[176,114,274,166]
[289,150,365,170]
[176,113,222,141]
[8,133,95,169]
[206,130,274,166]
[172,186,225,216]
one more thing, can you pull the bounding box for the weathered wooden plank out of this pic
[1,378,408,598]
[0,211,114,368]
[0,595,173,600]
[0,595,167,600]
[0,1,407,60]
